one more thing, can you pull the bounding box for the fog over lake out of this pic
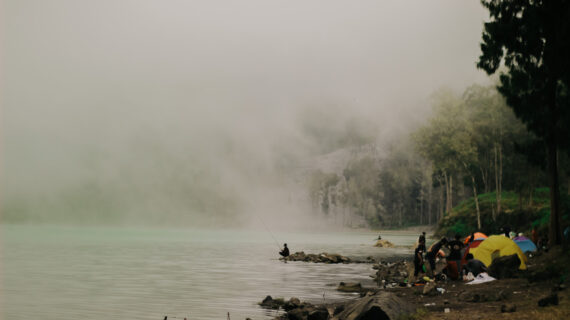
[3,1,489,229]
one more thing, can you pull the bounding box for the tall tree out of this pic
[478,0,570,245]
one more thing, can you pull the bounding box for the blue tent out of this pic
[514,239,537,253]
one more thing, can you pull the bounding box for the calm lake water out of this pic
[1,225,417,320]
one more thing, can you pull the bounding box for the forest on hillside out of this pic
[306,84,570,232]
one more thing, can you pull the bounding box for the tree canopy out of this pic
[478,0,570,244]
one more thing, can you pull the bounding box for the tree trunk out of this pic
[548,142,562,245]
[480,166,489,194]
[448,175,453,213]
[436,175,444,222]
[529,188,534,207]
[399,203,403,227]
[444,172,453,215]
[493,144,494,221]
[428,181,433,225]
[420,190,424,225]
[471,174,481,230]
[499,144,503,213]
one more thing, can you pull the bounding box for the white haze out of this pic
[1,0,490,229]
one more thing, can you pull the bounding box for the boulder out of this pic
[422,282,437,296]
[308,308,330,320]
[538,293,559,307]
[374,240,395,248]
[488,254,521,279]
[338,282,362,293]
[333,305,345,315]
[286,252,351,264]
[259,295,285,309]
[287,308,308,320]
[283,297,301,311]
[332,291,414,320]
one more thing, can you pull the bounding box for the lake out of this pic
[1,225,418,320]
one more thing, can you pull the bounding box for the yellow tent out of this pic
[469,235,527,270]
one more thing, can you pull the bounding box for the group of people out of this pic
[413,232,487,280]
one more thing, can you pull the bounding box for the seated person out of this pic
[279,243,290,257]
[463,253,487,277]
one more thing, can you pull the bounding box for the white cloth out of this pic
[467,272,496,285]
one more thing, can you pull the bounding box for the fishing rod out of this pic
[256,213,282,250]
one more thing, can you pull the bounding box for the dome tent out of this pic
[469,235,528,270]
[514,238,537,253]
[463,232,488,244]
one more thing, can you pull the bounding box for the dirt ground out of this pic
[387,247,570,320]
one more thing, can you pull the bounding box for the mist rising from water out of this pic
[2,0,490,229]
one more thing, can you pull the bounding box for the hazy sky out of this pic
[1,0,491,227]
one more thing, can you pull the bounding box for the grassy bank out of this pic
[436,188,570,237]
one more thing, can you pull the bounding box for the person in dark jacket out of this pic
[425,237,448,275]
[447,234,464,260]
[413,239,426,277]
[279,243,290,257]
[463,253,487,277]
[418,231,426,244]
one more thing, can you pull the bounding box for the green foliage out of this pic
[437,188,569,237]
[449,221,469,237]
[478,0,570,244]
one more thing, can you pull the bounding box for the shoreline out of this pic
[258,246,570,319]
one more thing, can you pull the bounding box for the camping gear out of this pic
[467,272,496,285]
[514,238,537,253]
[469,235,527,270]
[463,232,488,244]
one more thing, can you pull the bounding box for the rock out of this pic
[374,240,395,248]
[422,282,437,296]
[261,295,272,304]
[338,282,362,293]
[333,305,345,315]
[283,297,301,311]
[287,308,308,320]
[286,251,352,264]
[501,304,516,313]
[259,295,285,309]
[488,254,521,279]
[538,293,559,307]
[307,308,329,320]
[333,291,414,320]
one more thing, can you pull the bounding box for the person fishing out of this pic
[279,243,290,257]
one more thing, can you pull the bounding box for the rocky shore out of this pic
[259,246,570,320]
[281,251,376,264]
[259,290,414,320]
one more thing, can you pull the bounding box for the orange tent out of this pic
[463,232,488,244]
